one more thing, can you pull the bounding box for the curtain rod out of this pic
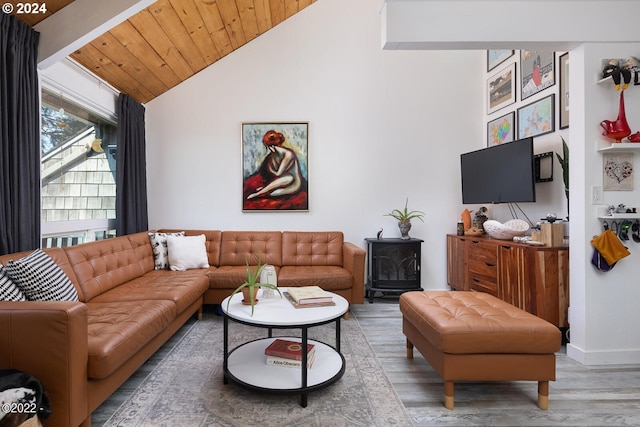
[66,57,121,97]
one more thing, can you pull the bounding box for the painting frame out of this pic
[487,63,516,115]
[520,50,555,100]
[487,111,515,146]
[559,52,569,129]
[603,152,634,191]
[487,50,514,72]
[241,122,309,212]
[517,94,555,139]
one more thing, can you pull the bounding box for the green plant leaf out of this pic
[225,253,282,316]
[384,197,425,222]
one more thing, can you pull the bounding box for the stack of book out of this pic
[284,286,335,308]
[264,338,316,369]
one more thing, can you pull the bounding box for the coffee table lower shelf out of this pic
[224,337,345,406]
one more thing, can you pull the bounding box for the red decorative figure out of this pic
[601,91,632,142]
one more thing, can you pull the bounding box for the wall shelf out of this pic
[597,207,640,220]
[596,75,614,85]
[597,214,640,220]
[597,142,640,152]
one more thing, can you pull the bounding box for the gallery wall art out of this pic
[517,94,555,139]
[521,50,555,100]
[487,49,514,72]
[487,111,515,146]
[487,63,516,114]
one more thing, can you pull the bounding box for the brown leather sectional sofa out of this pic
[0,230,365,427]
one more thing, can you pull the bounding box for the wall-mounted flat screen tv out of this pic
[460,137,536,204]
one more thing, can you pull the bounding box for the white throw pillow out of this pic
[167,234,210,271]
[6,249,79,301]
[149,231,185,270]
[0,264,26,301]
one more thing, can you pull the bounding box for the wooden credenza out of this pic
[446,234,569,328]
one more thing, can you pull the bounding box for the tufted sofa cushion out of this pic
[64,237,148,302]
[85,299,175,379]
[219,231,282,266]
[282,231,343,266]
[277,266,352,291]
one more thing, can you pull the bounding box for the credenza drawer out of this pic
[469,275,498,296]
[467,241,497,264]
[468,258,497,279]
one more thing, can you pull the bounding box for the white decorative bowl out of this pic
[483,219,530,240]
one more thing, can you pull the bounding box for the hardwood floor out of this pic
[93,298,640,426]
[351,296,640,427]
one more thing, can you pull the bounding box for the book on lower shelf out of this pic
[264,338,315,361]
[266,353,315,369]
[286,286,334,304]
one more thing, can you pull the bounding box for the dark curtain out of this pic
[116,93,148,236]
[0,14,40,254]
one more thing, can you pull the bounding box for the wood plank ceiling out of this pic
[14,0,317,104]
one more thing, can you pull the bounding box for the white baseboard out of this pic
[567,343,640,365]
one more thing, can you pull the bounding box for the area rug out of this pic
[103,313,413,427]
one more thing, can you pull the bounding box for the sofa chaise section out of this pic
[0,233,209,427]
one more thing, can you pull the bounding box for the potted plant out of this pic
[226,255,282,316]
[384,198,425,240]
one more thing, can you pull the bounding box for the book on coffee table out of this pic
[284,291,336,308]
[286,286,334,305]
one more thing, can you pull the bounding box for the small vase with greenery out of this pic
[384,198,425,240]
[226,255,282,316]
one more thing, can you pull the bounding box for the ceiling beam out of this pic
[36,0,156,69]
[381,0,640,51]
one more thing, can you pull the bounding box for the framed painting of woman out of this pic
[242,122,309,212]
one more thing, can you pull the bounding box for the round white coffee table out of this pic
[221,288,348,407]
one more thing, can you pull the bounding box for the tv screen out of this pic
[460,138,536,204]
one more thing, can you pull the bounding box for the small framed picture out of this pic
[517,94,555,139]
[487,111,515,146]
[241,122,309,212]
[487,50,514,72]
[487,63,516,114]
[521,50,555,100]
[603,152,634,191]
[559,53,569,129]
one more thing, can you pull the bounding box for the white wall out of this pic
[144,0,488,291]
[567,43,640,365]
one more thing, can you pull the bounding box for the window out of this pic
[40,89,117,247]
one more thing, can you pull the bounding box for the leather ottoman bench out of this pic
[399,291,561,410]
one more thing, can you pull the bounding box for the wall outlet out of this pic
[592,186,604,205]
